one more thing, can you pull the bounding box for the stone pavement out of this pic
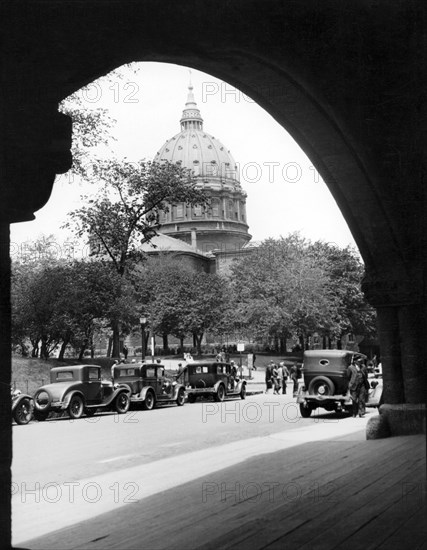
[16,409,426,549]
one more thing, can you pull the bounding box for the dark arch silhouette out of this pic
[2,1,426,546]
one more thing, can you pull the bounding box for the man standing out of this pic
[347,356,370,417]
[290,363,299,396]
[265,361,274,393]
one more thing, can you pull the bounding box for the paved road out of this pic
[12,394,374,547]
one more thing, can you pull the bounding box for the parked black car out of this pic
[113,363,186,410]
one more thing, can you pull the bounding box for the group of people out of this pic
[347,356,370,417]
[265,360,300,396]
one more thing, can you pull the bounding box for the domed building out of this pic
[153,83,251,258]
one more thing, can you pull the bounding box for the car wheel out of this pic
[68,395,84,419]
[176,388,185,406]
[115,392,130,414]
[13,398,33,425]
[142,391,155,410]
[299,403,312,418]
[85,407,97,417]
[215,384,225,402]
[187,393,196,404]
[308,376,335,397]
[240,385,246,400]
[33,409,48,422]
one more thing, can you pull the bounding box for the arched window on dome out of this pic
[210,199,220,218]
[158,209,167,223]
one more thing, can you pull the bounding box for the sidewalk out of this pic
[19,426,426,549]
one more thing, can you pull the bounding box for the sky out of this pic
[10,62,357,257]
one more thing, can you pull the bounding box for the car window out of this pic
[217,366,223,374]
[157,368,165,377]
[88,368,100,380]
[196,366,202,373]
[202,366,208,373]
[56,371,73,381]
[119,369,135,376]
[146,368,155,377]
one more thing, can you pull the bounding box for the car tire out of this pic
[68,395,84,419]
[13,398,33,425]
[299,403,312,418]
[142,391,155,411]
[240,385,246,400]
[115,392,130,414]
[308,376,335,396]
[187,393,196,404]
[176,388,185,406]
[215,384,225,402]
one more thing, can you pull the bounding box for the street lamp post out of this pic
[139,316,147,362]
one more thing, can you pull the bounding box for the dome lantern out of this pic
[180,83,204,131]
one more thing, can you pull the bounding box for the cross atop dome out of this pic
[180,81,204,131]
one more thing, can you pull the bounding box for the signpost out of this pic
[237,342,244,378]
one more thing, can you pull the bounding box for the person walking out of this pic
[277,362,284,394]
[290,363,299,396]
[265,361,274,393]
[279,361,289,394]
[272,363,280,394]
[347,356,370,417]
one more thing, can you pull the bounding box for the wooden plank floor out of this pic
[22,434,426,550]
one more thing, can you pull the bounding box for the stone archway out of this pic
[2,1,426,546]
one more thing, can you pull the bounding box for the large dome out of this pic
[154,82,240,183]
[154,130,240,182]
[152,82,251,253]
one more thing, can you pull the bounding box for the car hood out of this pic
[35,381,81,399]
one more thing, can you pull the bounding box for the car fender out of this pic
[367,378,383,406]
[138,385,155,401]
[62,390,85,408]
[12,393,33,412]
[101,386,130,407]
[213,380,225,393]
[171,383,185,399]
[234,379,246,393]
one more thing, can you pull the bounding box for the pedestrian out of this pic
[277,362,284,394]
[282,362,290,394]
[265,361,274,393]
[253,353,257,371]
[347,356,370,417]
[123,346,128,360]
[230,360,237,389]
[272,363,280,394]
[290,363,299,396]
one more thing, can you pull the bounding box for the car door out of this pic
[85,367,102,403]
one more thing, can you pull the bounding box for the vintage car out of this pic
[296,350,383,417]
[182,362,247,403]
[112,363,185,410]
[11,389,33,425]
[33,364,131,420]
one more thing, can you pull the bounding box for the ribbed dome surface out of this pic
[154,130,240,182]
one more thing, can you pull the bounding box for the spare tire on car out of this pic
[308,376,335,396]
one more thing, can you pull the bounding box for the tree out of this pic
[136,255,229,354]
[65,159,207,356]
[228,234,344,351]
